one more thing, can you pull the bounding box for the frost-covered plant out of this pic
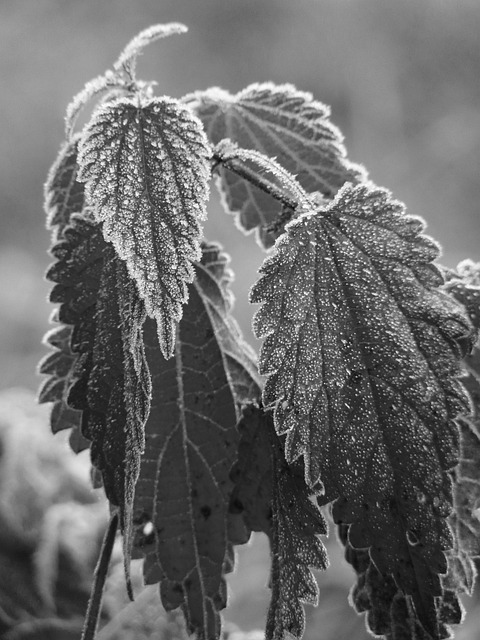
[39,24,480,640]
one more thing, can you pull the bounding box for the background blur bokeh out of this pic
[1,1,479,638]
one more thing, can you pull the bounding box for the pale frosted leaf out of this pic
[191,83,366,247]
[46,216,150,553]
[250,182,475,635]
[78,96,211,358]
[44,135,85,237]
[65,71,119,140]
[114,23,188,78]
[132,245,258,640]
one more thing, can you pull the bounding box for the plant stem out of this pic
[81,512,119,640]
[212,153,299,211]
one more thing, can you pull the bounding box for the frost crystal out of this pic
[250,182,475,634]
[78,96,212,357]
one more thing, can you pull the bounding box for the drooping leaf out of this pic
[250,182,475,635]
[443,260,480,594]
[343,538,463,640]
[132,243,259,640]
[38,322,86,452]
[229,404,274,536]
[78,96,211,358]
[46,215,151,557]
[229,405,328,640]
[44,135,85,237]
[266,414,328,640]
[190,83,366,247]
[113,23,188,78]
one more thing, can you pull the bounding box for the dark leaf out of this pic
[38,323,86,452]
[46,216,150,556]
[132,243,259,640]
[78,96,211,357]
[250,182,475,635]
[230,405,328,640]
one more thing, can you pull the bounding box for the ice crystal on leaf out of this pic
[250,182,475,635]
[131,244,259,640]
[190,83,366,247]
[45,216,151,569]
[114,23,188,79]
[78,96,211,358]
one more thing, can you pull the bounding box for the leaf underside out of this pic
[191,82,366,247]
[45,216,150,549]
[250,182,475,636]
[132,243,259,640]
[78,96,211,358]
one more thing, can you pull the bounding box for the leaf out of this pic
[46,215,151,557]
[65,72,120,141]
[78,96,212,358]
[114,23,188,78]
[44,135,85,238]
[250,182,475,635]
[38,323,86,452]
[132,243,259,640]
[266,413,328,640]
[339,526,464,640]
[229,404,274,536]
[229,405,328,640]
[190,83,366,247]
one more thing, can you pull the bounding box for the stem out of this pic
[212,153,299,211]
[81,512,119,640]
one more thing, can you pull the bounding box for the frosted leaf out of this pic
[229,404,328,640]
[65,71,119,140]
[44,135,85,238]
[78,96,211,358]
[46,215,150,562]
[131,244,259,640]
[114,23,188,78]
[250,182,475,635]
[38,323,86,452]
[190,83,366,248]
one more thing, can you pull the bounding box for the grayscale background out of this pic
[0,2,479,639]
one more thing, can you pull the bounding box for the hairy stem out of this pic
[81,512,119,640]
[212,153,299,211]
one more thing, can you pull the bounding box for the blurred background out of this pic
[0,1,479,638]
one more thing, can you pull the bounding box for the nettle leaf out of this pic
[250,182,475,635]
[38,323,86,452]
[46,215,150,552]
[132,243,259,640]
[78,96,211,358]
[113,23,188,78]
[65,71,120,141]
[230,405,328,640]
[44,135,85,237]
[190,82,366,247]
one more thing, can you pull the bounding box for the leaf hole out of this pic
[406,529,420,546]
